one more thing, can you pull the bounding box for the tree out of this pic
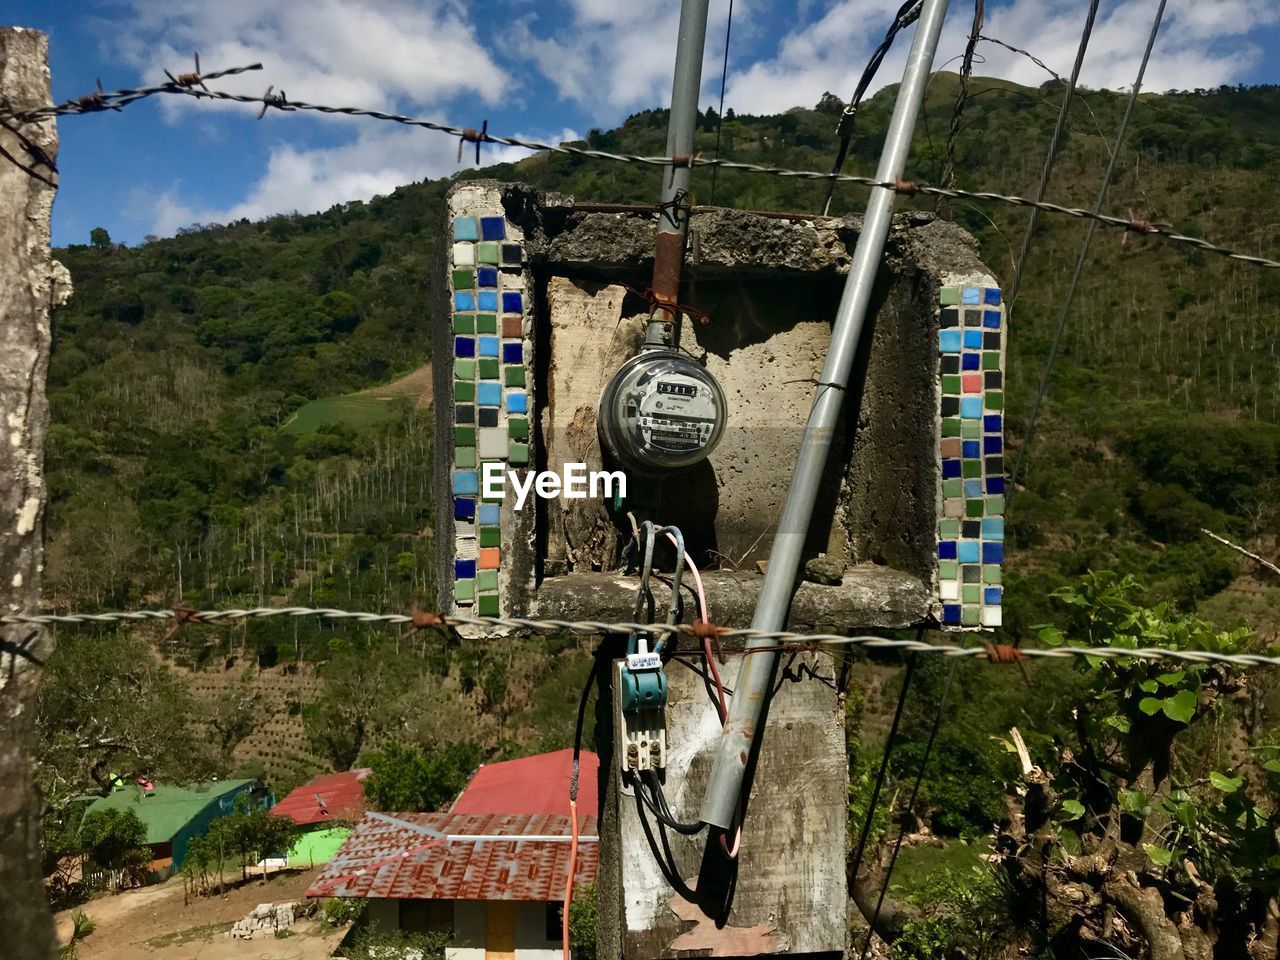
[78,807,149,890]
[363,741,481,812]
[89,227,111,250]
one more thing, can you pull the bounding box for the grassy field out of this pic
[282,362,433,434]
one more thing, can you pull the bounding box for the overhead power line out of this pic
[3,606,1279,670]
[4,59,1279,270]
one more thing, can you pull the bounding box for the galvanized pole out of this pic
[699,0,951,830]
[647,0,710,347]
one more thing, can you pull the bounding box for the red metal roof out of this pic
[450,749,599,818]
[272,769,371,827]
[306,812,599,902]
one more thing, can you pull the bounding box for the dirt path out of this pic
[57,869,347,960]
[354,361,433,409]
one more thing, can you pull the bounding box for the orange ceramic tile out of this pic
[502,316,522,338]
[478,548,501,570]
[962,374,982,393]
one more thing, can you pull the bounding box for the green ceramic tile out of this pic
[938,519,960,538]
[454,579,474,602]
[982,565,1002,585]
[455,427,475,446]
[509,441,530,465]
[961,605,980,626]
[962,584,980,604]
[940,286,960,306]
[477,593,500,616]
[452,269,474,289]
[961,420,980,439]
[453,313,475,334]
[455,359,475,380]
[455,447,476,468]
[477,571,498,592]
[476,313,497,335]
[982,351,1000,370]
[455,381,475,403]
[477,242,500,264]
[986,495,1004,514]
[987,391,1004,410]
[480,464,502,501]
[938,560,958,579]
[509,417,529,440]
[962,460,981,479]
[505,365,526,388]
[941,375,961,395]
[480,527,501,548]
[966,498,984,517]
[478,358,499,380]
[942,417,961,438]
[942,478,962,498]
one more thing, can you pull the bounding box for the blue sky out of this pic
[11,0,1280,248]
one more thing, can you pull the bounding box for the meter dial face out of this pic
[599,350,727,474]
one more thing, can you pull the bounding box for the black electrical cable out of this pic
[821,0,922,215]
[636,770,705,835]
[936,0,985,204]
[847,647,917,896]
[708,0,734,206]
[570,648,601,805]
[633,783,700,901]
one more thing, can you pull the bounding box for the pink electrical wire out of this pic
[661,532,739,859]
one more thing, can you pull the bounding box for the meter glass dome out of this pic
[598,350,727,474]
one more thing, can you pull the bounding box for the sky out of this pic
[10,0,1280,248]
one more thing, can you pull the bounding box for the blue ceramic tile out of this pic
[982,517,1005,541]
[958,541,980,563]
[455,336,475,358]
[454,497,475,520]
[478,504,500,526]
[477,382,502,407]
[940,329,962,353]
[478,336,499,358]
[962,440,980,458]
[963,329,983,349]
[938,540,957,560]
[984,288,1001,305]
[480,216,506,240]
[983,542,1004,563]
[964,479,983,497]
[942,459,961,479]
[962,287,981,305]
[984,587,1002,604]
[507,391,528,414]
[478,267,498,288]
[455,291,476,311]
[452,217,478,241]
[453,470,479,495]
[984,415,1002,433]
[983,310,1001,328]
[987,476,1005,494]
[960,397,982,419]
[984,436,1003,454]
[503,342,524,364]
[962,353,979,371]
[502,291,523,313]
[943,604,962,624]
[478,291,499,312]
[455,558,477,579]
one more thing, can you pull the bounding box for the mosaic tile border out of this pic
[935,279,1006,630]
[449,211,530,617]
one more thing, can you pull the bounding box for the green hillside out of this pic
[38,75,1280,868]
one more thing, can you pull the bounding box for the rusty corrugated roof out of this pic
[307,812,599,902]
[272,769,370,826]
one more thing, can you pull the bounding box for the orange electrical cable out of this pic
[563,798,579,960]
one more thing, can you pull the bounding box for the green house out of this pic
[83,779,269,879]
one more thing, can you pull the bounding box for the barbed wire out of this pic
[3,606,1278,670]
[3,60,1278,270]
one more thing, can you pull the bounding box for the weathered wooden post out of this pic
[0,25,69,959]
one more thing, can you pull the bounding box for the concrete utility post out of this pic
[647,0,710,347]
[700,0,952,829]
[0,25,67,960]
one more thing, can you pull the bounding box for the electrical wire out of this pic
[1008,0,1168,508]
[563,650,600,960]
[821,0,922,215]
[936,0,985,204]
[636,770,705,835]
[708,0,734,206]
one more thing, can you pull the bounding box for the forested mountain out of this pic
[38,75,1280,951]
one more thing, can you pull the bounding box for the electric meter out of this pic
[598,349,727,474]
